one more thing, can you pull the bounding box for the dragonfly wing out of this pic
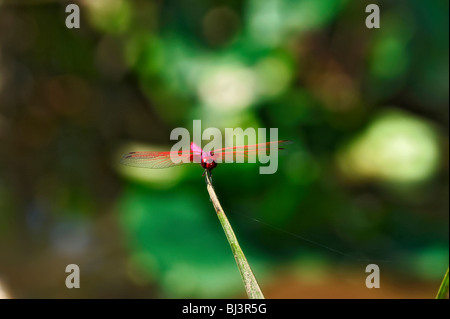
[213,140,290,162]
[120,152,193,169]
[214,140,290,153]
[212,150,262,162]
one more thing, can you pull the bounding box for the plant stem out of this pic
[204,171,265,299]
[436,267,449,299]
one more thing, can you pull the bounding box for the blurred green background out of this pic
[0,0,448,298]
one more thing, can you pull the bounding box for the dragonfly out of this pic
[120,140,289,177]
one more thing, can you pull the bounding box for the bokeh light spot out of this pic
[338,109,441,184]
[198,63,257,111]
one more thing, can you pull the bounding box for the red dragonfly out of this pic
[120,140,289,175]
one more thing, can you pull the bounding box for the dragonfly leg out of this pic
[203,169,208,183]
[203,169,213,184]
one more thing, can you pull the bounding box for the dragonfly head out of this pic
[201,157,217,170]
